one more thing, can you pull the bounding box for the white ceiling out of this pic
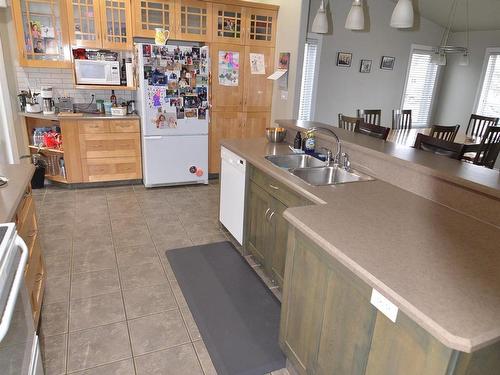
[391,0,500,31]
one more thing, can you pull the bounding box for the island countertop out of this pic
[0,163,35,223]
[220,137,500,353]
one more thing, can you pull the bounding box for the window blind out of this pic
[477,53,500,118]
[402,51,439,128]
[298,38,319,121]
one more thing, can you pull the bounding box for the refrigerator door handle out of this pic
[146,136,163,140]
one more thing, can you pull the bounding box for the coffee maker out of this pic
[41,86,55,115]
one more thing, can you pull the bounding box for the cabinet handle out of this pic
[268,211,275,222]
[269,184,279,190]
[264,207,270,219]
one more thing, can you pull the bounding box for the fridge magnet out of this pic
[165,112,178,128]
[360,59,372,73]
[196,76,208,86]
[170,98,182,107]
[144,66,153,80]
[337,52,352,67]
[201,49,207,59]
[196,87,207,101]
[380,56,395,70]
[168,79,178,90]
[198,107,207,120]
[192,47,200,59]
[184,95,200,108]
[218,51,240,86]
[250,53,266,75]
[185,108,198,118]
[143,44,152,57]
[177,107,185,119]
[154,110,166,129]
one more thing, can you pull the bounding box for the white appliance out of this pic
[137,43,209,187]
[0,223,43,375]
[74,59,120,85]
[219,147,246,245]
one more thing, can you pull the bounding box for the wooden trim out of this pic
[175,0,213,42]
[100,0,134,50]
[132,0,178,39]
[67,0,103,48]
[211,0,279,11]
[60,120,83,183]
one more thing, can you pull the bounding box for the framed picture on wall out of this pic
[360,59,372,73]
[337,52,352,67]
[380,56,395,70]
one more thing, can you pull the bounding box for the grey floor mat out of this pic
[167,241,285,375]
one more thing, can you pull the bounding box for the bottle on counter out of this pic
[110,90,117,107]
[304,130,316,153]
[120,59,127,86]
[293,131,302,149]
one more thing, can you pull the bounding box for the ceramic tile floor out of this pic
[33,181,287,375]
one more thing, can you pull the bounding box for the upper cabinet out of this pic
[133,0,177,39]
[245,8,277,47]
[12,0,71,68]
[67,0,102,48]
[176,0,212,42]
[67,0,133,50]
[212,3,245,44]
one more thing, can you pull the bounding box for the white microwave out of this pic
[74,59,120,85]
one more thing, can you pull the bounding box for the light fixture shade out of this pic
[437,54,447,66]
[430,52,440,65]
[458,53,470,66]
[312,0,329,34]
[390,0,414,28]
[345,0,364,30]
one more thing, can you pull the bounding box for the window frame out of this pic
[401,44,442,128]
[473,47,500,117]
[297,33,323,121]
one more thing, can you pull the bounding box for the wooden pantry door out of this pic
[209,112,244,173]
[244,46,275,112]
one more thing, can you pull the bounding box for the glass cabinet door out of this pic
[246,9,277,47]
[212,4,244,44]
[12,0,70,67]
[67,0,102,48]
[176,0,212,42]
[100,0,133,50]
[134,0,177,39]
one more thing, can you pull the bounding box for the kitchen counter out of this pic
[0,163,35,223]
[220,137,500,353]
[19,112,140,121]
[276,119,500,200]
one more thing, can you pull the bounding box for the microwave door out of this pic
[77,62,107,84]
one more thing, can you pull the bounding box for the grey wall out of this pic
[308,0,444,127]
[434,30,500,133]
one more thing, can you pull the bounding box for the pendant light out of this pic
[345,0,364,30]
[458,0,470,66]
[312,0,329,34]
[390,0,414,29]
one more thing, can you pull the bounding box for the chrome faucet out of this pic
[308,126,342,165]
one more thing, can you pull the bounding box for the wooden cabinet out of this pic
[242,110,270,138]
[133,0,177,39]
[176,0,212,42]
[244,46,275,112]
[245,8,277,47]
[67,0,133,50]
[212,3,245,44]
[209,111,243,172]
[11,0,71,68]
[245,166,312,287]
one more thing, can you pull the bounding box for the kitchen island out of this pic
[220,137,500,375]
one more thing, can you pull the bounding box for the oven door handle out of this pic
[0,234,29,342]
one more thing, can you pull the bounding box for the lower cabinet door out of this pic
[270,198,287,287]
[246,181,272,266]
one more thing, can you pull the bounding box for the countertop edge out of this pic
[19,112,140,121]
[0,164,35,223]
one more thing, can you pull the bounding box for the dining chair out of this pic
[413,133,465,160]
[338,114,361,132]
[356,109,381,126]
[392,109,412,130]
[354,120,390,141]
[429,124,460,142]
[465,114,499,138]
[471,126,500,169]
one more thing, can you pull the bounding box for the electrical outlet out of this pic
[370,289,398,323]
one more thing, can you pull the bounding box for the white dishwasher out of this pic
[219,147,246,245]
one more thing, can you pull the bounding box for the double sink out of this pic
[265,154,373,186]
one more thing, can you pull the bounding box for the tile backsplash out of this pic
[15,66,135,104]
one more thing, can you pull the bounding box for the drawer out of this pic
[109,120,140,133]
[24,238,42,297]
[249,165,311,208]
[14,188,32,224]
[82,157,142,182]
[79,133,141,159]
[78,120,109,134]
[17,196,37,252]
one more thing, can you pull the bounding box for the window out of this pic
[476,49,500,118]
[401,46,440,127]
[298,35,321,121]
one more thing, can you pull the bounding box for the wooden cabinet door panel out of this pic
[211,43,245,112]
[245,8,277,47]
[270,198,286,287]
[212,4,245,45]
[82,157,142,181]
[67,0,103,48]
[133,0,177,39]
[80,133,141,159]
[244,46,275,112]
[245,181,272,266]
[209,111,243,173]
[78,120,109,133]
[242,112,270,139]
[100,0,133,50]
[109,120,140,133]
[176,0,212,42]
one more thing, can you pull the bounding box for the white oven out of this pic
[74,59,120,85]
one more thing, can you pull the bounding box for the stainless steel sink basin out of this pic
[265,154,325,169]
[290,166,374,186]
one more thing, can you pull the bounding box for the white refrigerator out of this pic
[137,43,209,187]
